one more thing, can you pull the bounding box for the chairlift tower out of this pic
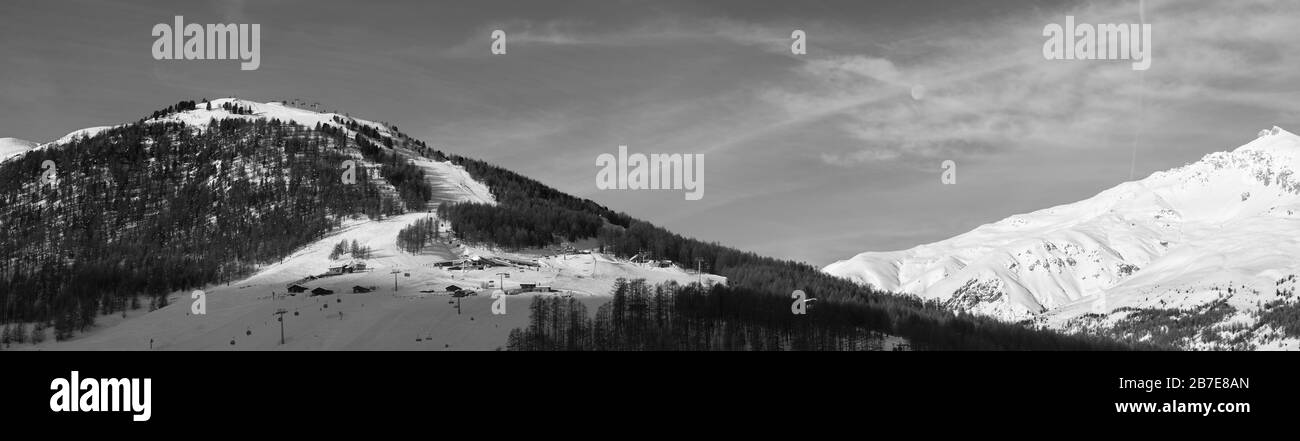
[496,272,510,293]
[273,308,288,345]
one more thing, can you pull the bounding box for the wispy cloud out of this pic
[750,0,1300,169]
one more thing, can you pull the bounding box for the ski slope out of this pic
[26,212,722,350]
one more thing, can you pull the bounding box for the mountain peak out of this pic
[30,98,396,154]
[1241,125,1300,155]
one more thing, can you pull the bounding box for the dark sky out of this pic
[3,0,1298,265]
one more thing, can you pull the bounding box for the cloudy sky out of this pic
[3,0,1298,266]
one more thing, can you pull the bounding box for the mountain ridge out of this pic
[824,127,1300,349]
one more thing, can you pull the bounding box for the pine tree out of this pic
[329,240,347,260]
[30,321,45,344]
[11,323,25,344]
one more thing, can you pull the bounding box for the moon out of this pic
[910,84,926,101]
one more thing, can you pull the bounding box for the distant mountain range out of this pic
[825,127,1300,350]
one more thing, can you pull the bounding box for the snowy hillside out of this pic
[5,98,496,206]
[177,99,496,205]
[824,127,1300,349]
[0,137,38,163]
[217,99,494,205]
[24,212,722,350]
[0,98,720,349]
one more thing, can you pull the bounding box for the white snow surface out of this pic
[21,212,722,350]
[0,137,38,163]
[824,127,1300,341]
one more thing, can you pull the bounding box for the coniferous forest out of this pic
[508,278,1148,351]
[0,102,416,339]
[428,151,1152,350]
[508,278,898,351]
[395,216,441,254]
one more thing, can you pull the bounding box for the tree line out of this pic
[395,217,442,254]
[436,201,604,249]
[329,239,373,260]
[508,278,1143,351]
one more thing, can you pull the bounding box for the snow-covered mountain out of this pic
[0,137,38,163]
[0,98,725,350]
[0,98,502,339]
[824,127,1300,349]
